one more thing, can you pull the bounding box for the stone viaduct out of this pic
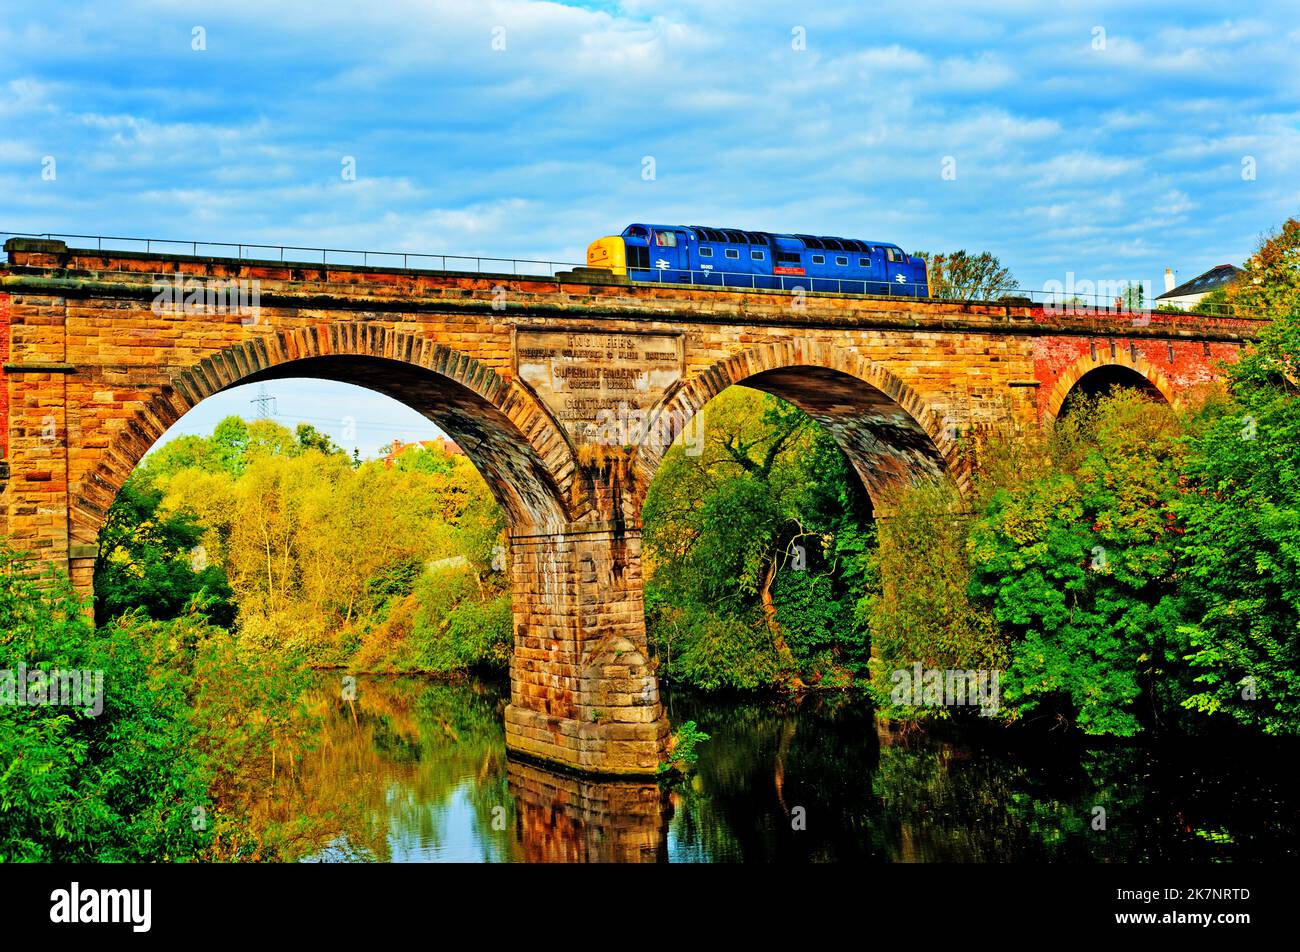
[0,237,1261,776]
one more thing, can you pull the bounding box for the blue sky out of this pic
[3,0,1297,456]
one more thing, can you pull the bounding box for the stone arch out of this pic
[1043,349,1177,421]
[634,339,965,512]
[69,322,583,555]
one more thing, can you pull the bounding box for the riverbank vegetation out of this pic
[0,547,314,860]
[96,418,511,673]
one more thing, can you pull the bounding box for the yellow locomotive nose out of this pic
[586,236,627,275]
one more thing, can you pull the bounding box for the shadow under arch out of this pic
[635,342,961,513]
[1044,351,1176,421]
[70,325,583,556]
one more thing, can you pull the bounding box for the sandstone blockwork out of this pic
[0,240,1261,775]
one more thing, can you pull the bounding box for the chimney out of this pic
[1164,268,1175,293]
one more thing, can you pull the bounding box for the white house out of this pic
[1156,264,1241,310]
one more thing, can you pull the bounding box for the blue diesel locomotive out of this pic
[586,223,928,296]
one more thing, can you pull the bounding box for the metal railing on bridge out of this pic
[0,229,580,279]
[0,229,1268,321]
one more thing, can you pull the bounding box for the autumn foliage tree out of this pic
[106,417,507,671]
[1226,217,1300,318]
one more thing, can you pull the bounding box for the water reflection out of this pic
[508,761,670,862]
[283,674,1299,863]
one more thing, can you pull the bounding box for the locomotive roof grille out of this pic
[688,226,772,244]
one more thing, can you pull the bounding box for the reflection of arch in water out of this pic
[507,760,670,862]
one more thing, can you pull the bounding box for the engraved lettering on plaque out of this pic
[514,329,684,443]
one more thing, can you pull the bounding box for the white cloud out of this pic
[1,0,1297,293]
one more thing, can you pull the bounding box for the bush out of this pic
[773,567,868,684]
[0,545,210,861]
[864,479,1006,715]
[409,567,512,673]
[0,541,319,861]
[648,600,783,692]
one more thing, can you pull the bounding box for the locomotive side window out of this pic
[725,248,740,259]
[655,231,677,247]
[811,254,825,265]
[777,252,801,265]
[700,247,713,258]
[835,255,848,266]
[751,250,765,260]
[859,257,870,267]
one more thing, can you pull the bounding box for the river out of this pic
[280,674,1299,862]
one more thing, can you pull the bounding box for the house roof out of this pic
[1157,263,1241,300]
[381,436,463,465]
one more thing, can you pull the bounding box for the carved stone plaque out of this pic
[514,329,684,443]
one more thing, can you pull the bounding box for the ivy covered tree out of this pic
[863,478,1005,716]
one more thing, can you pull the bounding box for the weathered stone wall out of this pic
[0,292,9,458]
[505,526,666,775]
[0,292,10,520]
[0,238,1259,774]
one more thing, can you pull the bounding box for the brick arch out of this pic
[634,340,966,511]
[70,323,583,553]
[1043,349,1178,421]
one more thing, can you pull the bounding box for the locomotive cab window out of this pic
[725,248,740,259]
[886,247,904,262]
[655,231,677,247]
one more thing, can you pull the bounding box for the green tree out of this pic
[967,391,1192,735]
[93,474,235,627]
[643,388,874,689]
[1177,303,1300,734]
[294,423,345,457]
[912,250,1018,300]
